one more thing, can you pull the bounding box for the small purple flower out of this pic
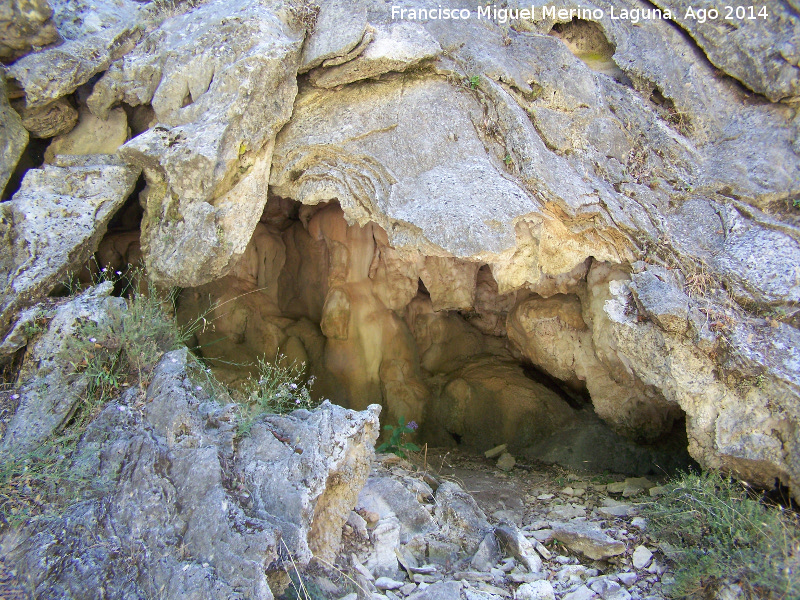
[406,421,418,431]
[11,393,20,400]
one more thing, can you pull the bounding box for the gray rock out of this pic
[650,0,800,101]
[434,481,492,553]
[2,347,383,599]
[299,0,368,72]
[357,474,438,543]
[376,577,405,590]
[0,73,27,197]
[6,0,145,108]
[484,444,507,459]
[407,580,462,600]
[44,106,128,163]
[617,572,637,587]
[551,522,625,561]
[237,399,381,563]
[0,155,139,334]
[0,283,123,454]
[562,585,597,600]
[494,523,543,574]
[632,546,653,570]
[310,22,441,88]
[631,270,689,334]
[93,0,304,287]
[471,532,502,572]
[515,580,555,600]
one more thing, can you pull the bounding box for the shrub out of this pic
[237,356,318,437]
[60,282,188,399]
[642,470,800,599]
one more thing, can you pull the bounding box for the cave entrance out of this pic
[173,196,694,477]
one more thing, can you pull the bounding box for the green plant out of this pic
[503,153,513,167]
[60,275,190,399]
[377,416,420,458]
[237,356,318,437]
[467,75,481,90]
[642,470,800,599]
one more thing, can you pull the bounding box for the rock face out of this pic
[1,310,381,600]
[1,0,799,499]
[0,155,139,333]
[0,72,26,196]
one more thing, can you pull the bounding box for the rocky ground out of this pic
[315,448,675,600]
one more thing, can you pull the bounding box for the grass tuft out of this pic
[642,470,800,599]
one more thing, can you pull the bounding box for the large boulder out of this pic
[90,0,304,286]
[1,346,381,599]
[0,155,139,334]
[0,0,60,63]
[0,71,26,197]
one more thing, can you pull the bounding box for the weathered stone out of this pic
[407,581,462,600]
[356,475,438,543]
[0,283,123,455]
[562,585,597,600]
[471,532,502,572]
[496,452,516,472]
[237,400,381,563]
[434,481,492,553]
[16,96,77,138]
[91,0,304,287]
[551,522,625,561]
[515,580,555,600]
[310,23,441,88]
[484,444,507,459]
[6,0,145,107]
[0,72,26,196]
[0,155,139,334]
[0,0,60,62]
[299,0,368,72]
[631,546,653,570]
[651,0,800,101]
[494,523,543,574]
[44,106,128,162]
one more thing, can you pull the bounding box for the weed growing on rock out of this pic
[377,416,420,458]
[237,356,318,437]
[467,75,481,89]
[642,470,800,599]
[61,287,187,397]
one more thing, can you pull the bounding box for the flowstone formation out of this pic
[0,0,799,502]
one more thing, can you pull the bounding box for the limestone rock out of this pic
[434,481,492,553]
[0,155,139,334]
[299,0,368,72]
[0,283,123,455]
[515,580,556,600]
[407,581,462,600]
[0,72,26,196]
[93,0,304,287]
[238,400,381,563]
[44,106,128,162]
[484,444,507,459]
[0,0,60,62]
[651,0,800,101]
[2,346,384,599]
[310,22,441,88]
[471,532,502,572]
[550,522,625,561]
[495,523,543,573]
[631,546,653,570]
[356,474,438,543]
[6,0,145,108]
[496,452,516,472]
[15,96,77,138]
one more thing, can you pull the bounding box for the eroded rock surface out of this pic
[1,328,380,599]
[1,0,799,500]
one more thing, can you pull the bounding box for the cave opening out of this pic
[165,195,695,477]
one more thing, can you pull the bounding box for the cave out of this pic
[172,196,694,477]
